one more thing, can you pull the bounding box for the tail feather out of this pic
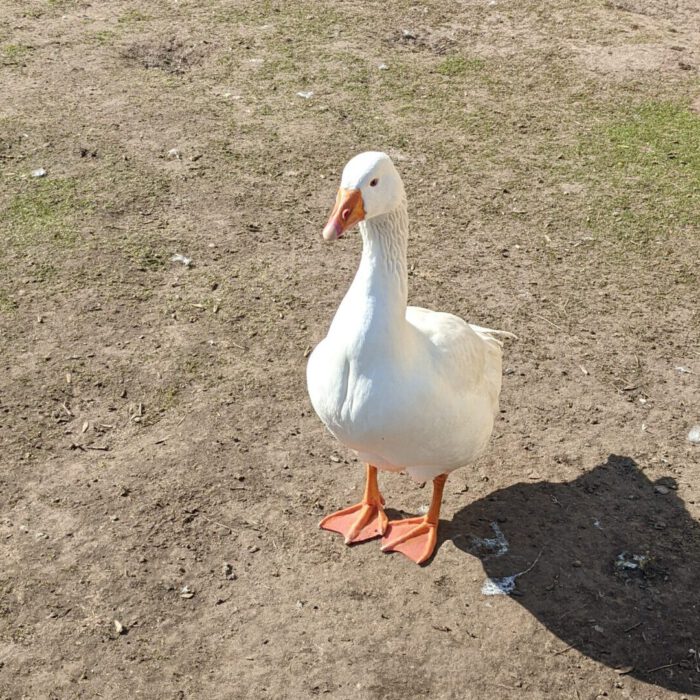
[470,324,518,347]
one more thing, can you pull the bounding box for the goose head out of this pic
[322,151,404,241]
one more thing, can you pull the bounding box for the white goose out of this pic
[307,152,514,564]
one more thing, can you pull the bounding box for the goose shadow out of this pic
[443,454,700,694]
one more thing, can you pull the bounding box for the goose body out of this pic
[307,152,513,563]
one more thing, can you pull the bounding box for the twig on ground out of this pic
[645,662,678,673]
[199,513,234,532]
[534,314,563,331]
[519,549,543,577]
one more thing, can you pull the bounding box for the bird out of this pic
[306,151,514,564]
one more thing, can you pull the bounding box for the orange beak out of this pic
[322,188,365,241]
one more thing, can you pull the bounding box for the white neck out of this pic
[331,196,409,345]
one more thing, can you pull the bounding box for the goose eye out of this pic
[369,178,379,187]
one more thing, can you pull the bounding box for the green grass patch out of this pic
[607,102,700,171]
[117,9,152,25]
[1,43,33,65]
[0,288,18,313]
[5,178,92,251]
[29,261,57,282]
[21,0,85,16]
[90,30,117,45]
[436,56,485,77]
[575,101,700,243]
[124,242,167,271]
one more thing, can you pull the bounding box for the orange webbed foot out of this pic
[380,516,438,564]
[380,472,447,565]
[319,464,387,545]
[319,500,388,544]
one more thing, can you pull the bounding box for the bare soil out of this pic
[1,1,699,699]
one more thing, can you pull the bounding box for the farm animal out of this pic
[307,151,514,564]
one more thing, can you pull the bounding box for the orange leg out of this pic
[381,473,447,564]
[319,464,388,545]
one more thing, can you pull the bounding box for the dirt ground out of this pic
[1,0,699,698]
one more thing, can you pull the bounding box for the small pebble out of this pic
[655,485,670,495]
[114,619,127,635]
[688,425,700,444]
[31,167,47,178]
